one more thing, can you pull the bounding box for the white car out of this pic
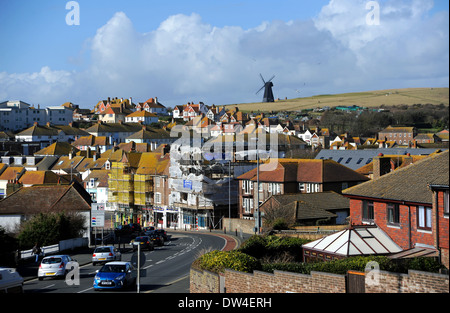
[0,267,24,293]
[38,255,79,280]
[92,246,122,265]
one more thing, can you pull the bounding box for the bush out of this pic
[17,212,86,249]
[193,250,261,274]
[239,235,310,262]
[261,256,444,275]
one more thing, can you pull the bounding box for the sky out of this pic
[0,0,448,109]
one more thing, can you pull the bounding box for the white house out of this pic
[0,101,73,132]
[125,110,158,124]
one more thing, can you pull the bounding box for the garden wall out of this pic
[190,267,449,293]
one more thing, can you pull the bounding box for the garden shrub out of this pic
[194,250,262,274]
[239,235,310,262]
[261,255,444,275]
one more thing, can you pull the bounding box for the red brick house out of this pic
[343,150,449,268]
[237,158,369,220]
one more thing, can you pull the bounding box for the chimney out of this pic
[154,97,158,104]
[373,154,392,179]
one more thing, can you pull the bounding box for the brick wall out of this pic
[190,267,449,293]
[190,268,346,293]
[365,269,449,293]
[190,268,221,293]
[224,269,346,293]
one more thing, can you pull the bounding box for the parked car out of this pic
[114,224,133,236]
[115,223,142,236]
[149,233,164,246]
[92,246,122,265]
[130,236,154,251]
[0,267,24,293]
[38,255,79,280]
[93,262,137,290]
[155,229,169,241]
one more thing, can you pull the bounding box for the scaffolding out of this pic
[134,174,154,206]
[108,161,134,206]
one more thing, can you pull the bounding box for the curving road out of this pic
[23,231,229,294]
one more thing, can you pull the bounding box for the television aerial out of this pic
[256,74,275,103]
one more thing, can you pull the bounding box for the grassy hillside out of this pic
[227,87,449,113]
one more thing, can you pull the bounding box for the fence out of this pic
[20,237,88,260]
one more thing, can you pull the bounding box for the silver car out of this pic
[92,246,122,265]
[38,255,79,280]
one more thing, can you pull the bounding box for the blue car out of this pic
[93,262,137,290]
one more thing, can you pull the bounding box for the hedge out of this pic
[239,235,310,262]
[262,255,444,275]
[193,250,262,274]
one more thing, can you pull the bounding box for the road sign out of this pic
[91,210,105,227]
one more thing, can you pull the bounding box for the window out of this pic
[242,180,252,194]
[417,206,432,230]
[154,192,161,204]
[362,201,374,222]
[387,203,400,225]
[242,198,253,213]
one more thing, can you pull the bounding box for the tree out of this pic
[17,212,86,249]
[0,226,18,266]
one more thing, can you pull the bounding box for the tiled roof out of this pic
[126,110,157,118]
[18,170,71,185]
[84,170,110,188]
[136,152,170,175]
[51,156,84,171]
[0,167,25,181]
[0,182,91,214]
[263,191,349,221]
[237,159,369,183]
[34,142,78,156]
[343,150,449,204]
[86,122,148,134]
[126,128,171,140]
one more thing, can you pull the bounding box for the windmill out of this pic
[256,74,275,103]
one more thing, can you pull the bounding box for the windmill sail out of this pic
[256,74,275,103]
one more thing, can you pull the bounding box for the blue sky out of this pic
[0,0,448,109]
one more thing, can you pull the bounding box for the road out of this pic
[22,231,228,294]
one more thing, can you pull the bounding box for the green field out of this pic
[226,87,449,113]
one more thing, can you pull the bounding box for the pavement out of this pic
[15,229,250,282]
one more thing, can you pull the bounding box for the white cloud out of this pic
[0,1,448,109]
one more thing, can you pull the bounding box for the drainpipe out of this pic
[434,189,441,264]
[407,203,412,249]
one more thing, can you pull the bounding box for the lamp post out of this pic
[256,135,260,234]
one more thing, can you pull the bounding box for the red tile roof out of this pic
[237,159,369,183]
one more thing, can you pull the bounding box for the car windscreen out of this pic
[42,257,62,264]
[99,265,126,273]
[94,247,111,253]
